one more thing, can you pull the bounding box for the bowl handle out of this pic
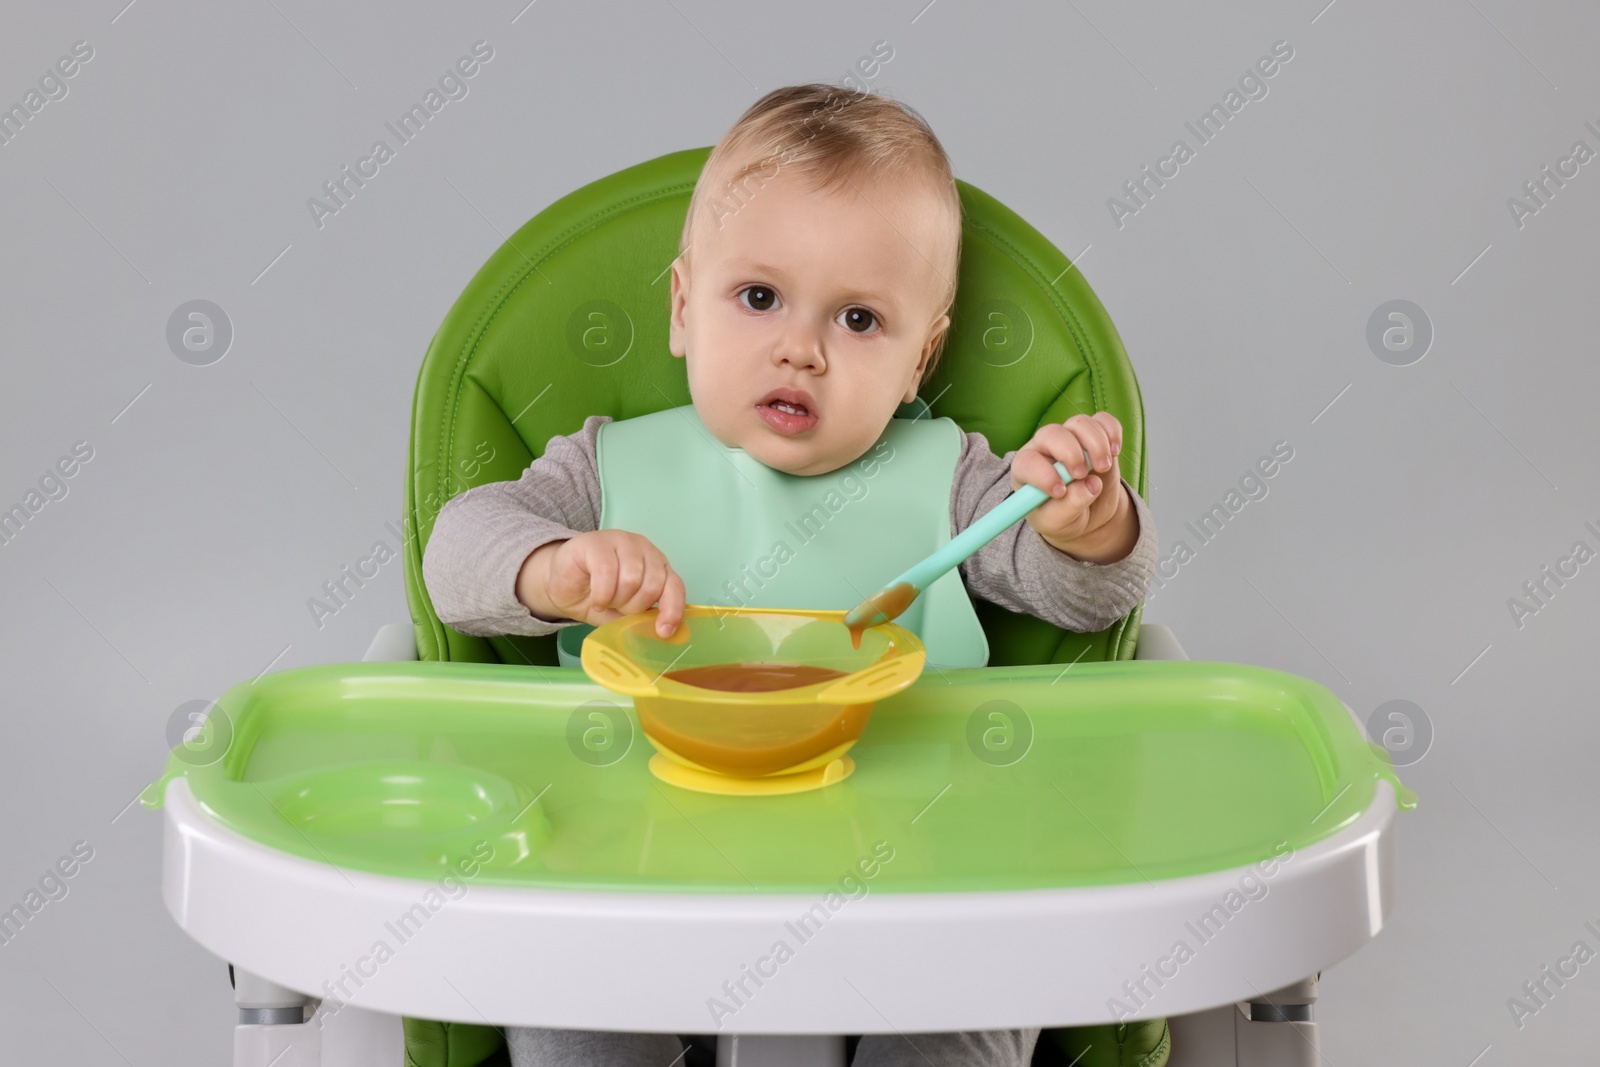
[580,642,660,697]
[815,651,927,704]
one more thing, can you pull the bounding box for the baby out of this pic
[424,84,1157,1067]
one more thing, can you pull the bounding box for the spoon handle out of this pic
[843,454,1090,630]
[893,459,1079,594]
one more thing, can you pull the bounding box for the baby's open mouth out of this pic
[756,389,819,435]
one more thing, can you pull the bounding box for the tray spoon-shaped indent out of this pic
[265,761,532,840]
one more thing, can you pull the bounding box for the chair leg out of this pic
[232,966,319,1067]
[1235,974,1320,1067]
[313,1002,406,1067]
[1166,1004,1238,1067]
[716,1033,847,1066]
[1167,973,1322,1067]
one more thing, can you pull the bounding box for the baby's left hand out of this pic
[1010,412,1127,555]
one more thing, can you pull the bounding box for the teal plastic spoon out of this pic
[843,455,1086,644]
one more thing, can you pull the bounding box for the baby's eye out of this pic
[838,307,879,334]
[739,285,779,312]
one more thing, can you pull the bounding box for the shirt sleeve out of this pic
[951,428,1158,633]
[420,415,611,637]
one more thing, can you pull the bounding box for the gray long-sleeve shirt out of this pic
[422,416,1158,638]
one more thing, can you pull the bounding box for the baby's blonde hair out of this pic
[680,83,962,385]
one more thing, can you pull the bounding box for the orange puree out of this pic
[846,580,919,649]
[663,662,847,692]
[642,661,869,776]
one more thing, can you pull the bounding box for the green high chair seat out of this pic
[399,146,1157,1066]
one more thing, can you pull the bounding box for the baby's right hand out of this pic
[518,530,687,637]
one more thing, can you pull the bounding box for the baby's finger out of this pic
[1032,423,1092,479]
[656,566,687,637]
[1014,447,1073,499]
[609,545,648,613]
[1092,411,1124,460]
[1054,471,1104,518]
[1059,415,1114,474]
[618,551,664,616]
[583,541,621,613]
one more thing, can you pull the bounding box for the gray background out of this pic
[2,0,1596,1062]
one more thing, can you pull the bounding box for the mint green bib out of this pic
[594,404,989,668]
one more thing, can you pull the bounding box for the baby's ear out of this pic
[906,312,950,398]
[667,259,688,357]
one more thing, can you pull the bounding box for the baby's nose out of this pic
[773,331,824,369]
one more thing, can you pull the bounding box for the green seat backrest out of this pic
[403,146,1148,668]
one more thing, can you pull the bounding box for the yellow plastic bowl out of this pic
[581,605,926,792]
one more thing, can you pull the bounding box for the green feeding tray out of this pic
[143,659,1413,894]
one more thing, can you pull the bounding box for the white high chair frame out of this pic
[160,620,1397,1067]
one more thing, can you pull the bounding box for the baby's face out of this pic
[669,163,955,476]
